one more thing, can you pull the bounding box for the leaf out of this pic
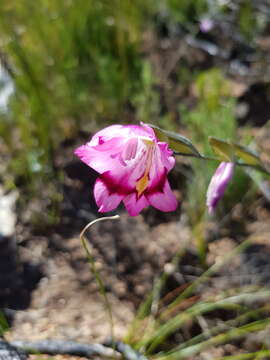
[232,143,261,167]
[0,312,9,335]
[209,136,265,168]
[148,124,169,143]
[208,137,234,162]
[148,124,201,157]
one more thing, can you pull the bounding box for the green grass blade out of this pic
[160,303,270,355]
[142,290,270,353]
[164,239,251,314]
[216,350,270,360]
[156,318,270,359]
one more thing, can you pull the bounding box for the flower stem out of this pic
[79,215,120,342]
[174,152,270,176]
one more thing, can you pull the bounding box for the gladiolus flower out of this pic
[206,162,234,214]
[75,123,178,216]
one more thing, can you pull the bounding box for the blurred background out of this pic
[1,0,270,358]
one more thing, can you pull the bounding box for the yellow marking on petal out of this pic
[136,172,149,197]
[142,138,154,146]
[135,141,154,197]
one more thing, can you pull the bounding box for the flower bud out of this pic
[206,162,234,214]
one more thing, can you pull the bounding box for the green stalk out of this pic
[125,239,189,345]
[217,350,270,360]
[135,239,252,352]
[164,239,251,314]
[79,215,120,341]
[156,318,270,360]
[162,304,270,355]
[174,153,270,177]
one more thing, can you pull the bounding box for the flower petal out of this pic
[74,137,124,173]
[121,137,138,161]
[91,125,126,143]
[98,143,150,192]
[74,123,155,175]
[147,179,178,212]
[92,123,155,143]
[120,123,155,139]
[157,142,175,172]
[147,144,174,191]
[94,178,123,212]
[123,193,149,216]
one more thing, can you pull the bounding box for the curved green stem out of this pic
[79,215,120,341]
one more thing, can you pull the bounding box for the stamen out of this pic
[122,138,138,161]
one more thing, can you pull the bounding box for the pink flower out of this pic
[199,18,214,33]
[75,123,178,216]
[206,162,234,214]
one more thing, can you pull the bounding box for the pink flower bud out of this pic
[206,162,234,214]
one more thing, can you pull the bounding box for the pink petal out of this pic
[157,142,175,172]
[91,125,125,143]
[93,123,155,142]
[147,144,174,190]
[147,179,178,212]
[122,138,138,161]
[98,145,151,193]
[200,18,214,32]
[99,171,133,195]
[74,123,156,175]
[94,178,123,212]
[123,123,155,139]
[123,193,149,216]
[74,137,124,173]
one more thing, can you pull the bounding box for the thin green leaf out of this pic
[233,143,261,167]
[156,318,270,360]
[143,300,242,353]
[137,239,252,352]
[216,350,270,360]
[208,137,234,162]
[0,312,9,335]
[126,243,189,346]
[158,302,270,357]
[147,291,270,353]
[148,124,202,157]
[165,239,251,313]
[209,137,265,170]
[80,215,120,342]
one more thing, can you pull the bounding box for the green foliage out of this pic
[149,123,202,157]
[0,0,267,190]
[0,0,152,182]
[237,0,266,42]
[0,0,268,226]
[84,216,270,360]
[165,0,208,26]
[178,69,246,264]
[132,62,161,124]
[238,0,256,40]
[1,1,270,358]
[208,137,268,175]
[165,0,268,43]
[0,312,9,336]
[125,239,270,359]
